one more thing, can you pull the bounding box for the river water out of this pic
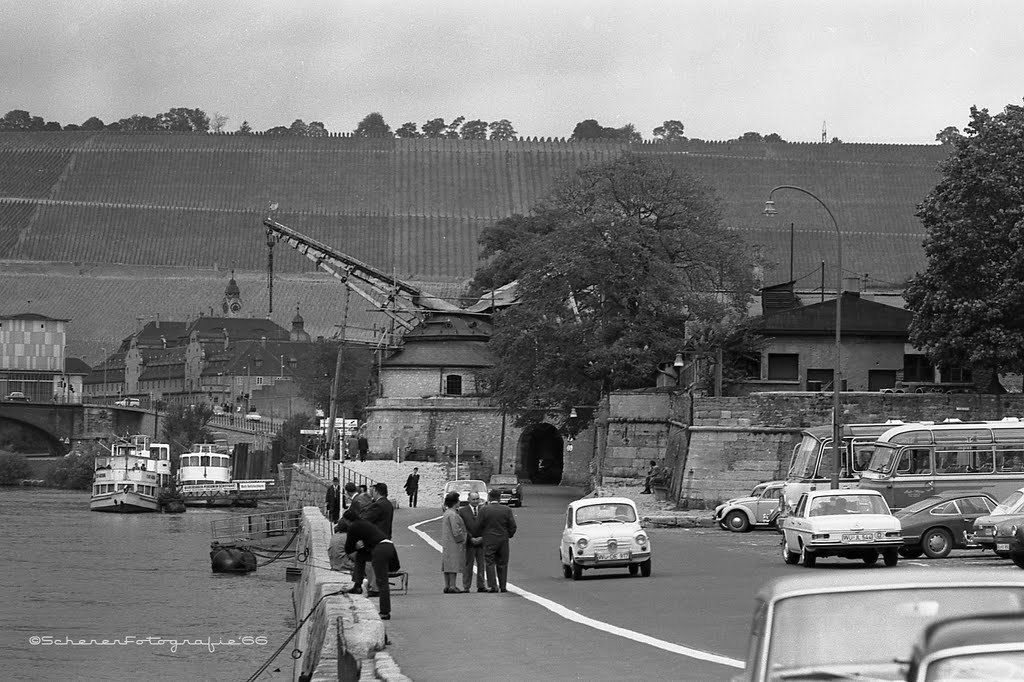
[0,487,296,682]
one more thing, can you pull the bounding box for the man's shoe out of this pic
[380,613,391,620]
[347,587,362,595]
[367,590,381,597]
[500,588,508,593]
[488,588,499,593]
[476,588,488,593]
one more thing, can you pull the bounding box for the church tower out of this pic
[222,271,242,317]
[290,303,311,342]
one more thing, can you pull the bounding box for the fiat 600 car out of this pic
[780,489,902,567]
[714,480,785,532]
[559,496,651,580]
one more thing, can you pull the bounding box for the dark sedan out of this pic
[991,518,1024,569]
[488,474,522,507]
[895,491,997,559]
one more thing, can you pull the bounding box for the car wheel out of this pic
[899,546,924,559]
[562,562,573,579]
[781,540,800,565]
[639,558,652,577]
[883,548,899,567]
[571,560,583,581]
[862,551,879,565]
[628,563,639,576]
[800,545,816,567]
[921,528,953,559]
[724,510,750,533]
[1012,554,1024,570]
[717,520,729,531]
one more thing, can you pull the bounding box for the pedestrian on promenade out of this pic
[440,491,467,593]
[477,489,517,592]
[338,518,399,620]
[328,521,352,571]
[346,482,393,596]
[358,434,369,462]
[325,477,342,523]
[404,467,420,508]
[458,491,487,592]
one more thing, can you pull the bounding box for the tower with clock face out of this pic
[222,271,242,317]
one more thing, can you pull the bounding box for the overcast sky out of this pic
[3,0,1021,143]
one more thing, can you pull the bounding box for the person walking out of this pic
[477,489,517,592]
[325,477,342,523]
[338,518,399,620]
[404,467,420,508]
[458,491,487,592]
[357,434,369,462]
[440,491,467,593]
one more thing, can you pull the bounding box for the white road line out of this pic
[408,516,745,669]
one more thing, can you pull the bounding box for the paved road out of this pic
[381,484,1023,682]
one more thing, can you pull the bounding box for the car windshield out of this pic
[807,494,889,516]
[993,490,1024,514]
[866,444,902,475]
[925,651,1024,681]
[575,503,637,525]
[450,481,486,494]
[490,475,518,485]
[766,587,1024,677]
[787,436,821,479]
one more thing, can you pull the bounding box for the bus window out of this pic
[818,446,837,479]
[997,449,1024,472]
[897,448,931,475]
[851,440,877,473]
[867,444,901,474]
[788,437,819,479]
[891,430,933,445]
[972,447,994,473]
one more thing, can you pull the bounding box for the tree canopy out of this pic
[474,155,759,425]
[354,112,392,137]
[653,120,686,141]
[905,103,1024,387]
[570,119,642,142]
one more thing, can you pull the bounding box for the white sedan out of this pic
[559,496,651,580]
[780,489,903,567]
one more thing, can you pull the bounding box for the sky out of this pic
[3,0,1023,144]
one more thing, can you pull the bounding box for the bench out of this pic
[388,570,409,596]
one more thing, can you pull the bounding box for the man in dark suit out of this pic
[457,491,487,592]
[348,482,393,596]
[477,489,517,592]
[403,467,420,508]
[325,477,342,523]
[337,518,399,620]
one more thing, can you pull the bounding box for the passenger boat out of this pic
[91,435,173,513]
[178,443,275,507]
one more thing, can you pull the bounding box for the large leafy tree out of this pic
[478,155,759,425]
[488,119,517,140]
[395,122,421,138]
[297,342,375,421]
[354,112,392,137]
[157,107,210,132]
[0,110,46,130]
[460,119,488,139]
[906,103,1024,388]
[653,120,686,142]
[161,404,215,469]
[421,118,447,138]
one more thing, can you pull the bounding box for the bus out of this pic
[858,419,1024,510]
[779,421,912,513]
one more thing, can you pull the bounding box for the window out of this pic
[445,374,462,395]
[944,366,973,383]
[767,354,799,380]
[903,354,934,383]
[255,376,264,385]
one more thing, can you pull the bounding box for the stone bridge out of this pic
[0,401,154,453]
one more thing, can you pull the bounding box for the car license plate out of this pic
[841,533,874,543]
[596,551,630,561]
[500,495,511,501]
[997,543,1010,551]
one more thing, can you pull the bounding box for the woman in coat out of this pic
[441,491,467,593]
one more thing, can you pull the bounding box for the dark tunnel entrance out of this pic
[518,423,563,484]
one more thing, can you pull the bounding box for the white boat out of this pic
[178,443,274,507]
[91,435,173,513]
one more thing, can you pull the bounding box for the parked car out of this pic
[244,411,262,422]
[991,518,1024,569]
[739,569,1024,682]
[5,391,28,402]
[441,479,488,510]
[714,480,785,532]
[779,489,903,567]
[905,612,1024,682]
[559,496,651,580]
[970,486,1024,554]
[488,474,522,507]
[114,397,141,407]
[895,490,997,559]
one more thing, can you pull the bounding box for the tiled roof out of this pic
[755,292,912,337]
[382,340,494,368]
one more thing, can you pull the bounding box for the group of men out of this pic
[457,489,517,593]
[328,479,399,620]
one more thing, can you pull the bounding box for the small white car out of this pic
[115,397,141,407]
[714,480,785,532]
[780,489,902,567]
[559,496,651,580]
[244,411,262,422]
[441,479,488,510]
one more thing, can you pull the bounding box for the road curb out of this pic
[643,514,717,528]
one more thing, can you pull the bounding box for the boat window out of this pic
[201,456,211,467]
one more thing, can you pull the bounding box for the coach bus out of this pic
[778,421,912,513]
[858,418,1024,509]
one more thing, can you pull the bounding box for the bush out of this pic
[46,452,96,490]
[0,452,31,485]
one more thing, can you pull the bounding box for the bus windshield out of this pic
[866,444,901,475]
[788,436,821,479]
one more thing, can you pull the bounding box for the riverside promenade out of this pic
[288,461,714,681]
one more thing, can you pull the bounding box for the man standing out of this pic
[348,482,393,596]
[338,518,399,620]
[325,477,342,523]
[404,467,420,508]
[357,433,369,462]
[457,491,487,592]
[477,489,517,592]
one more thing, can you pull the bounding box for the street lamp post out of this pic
[101,347,107,403]
[764,186,843,490]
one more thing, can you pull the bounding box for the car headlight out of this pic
[634,532,648,546]
[575,537,589,552]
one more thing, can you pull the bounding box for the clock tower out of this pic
[222,271,242,317]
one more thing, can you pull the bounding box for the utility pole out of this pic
[326,283,352,461]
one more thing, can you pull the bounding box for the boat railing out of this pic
[210,508,302,543]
